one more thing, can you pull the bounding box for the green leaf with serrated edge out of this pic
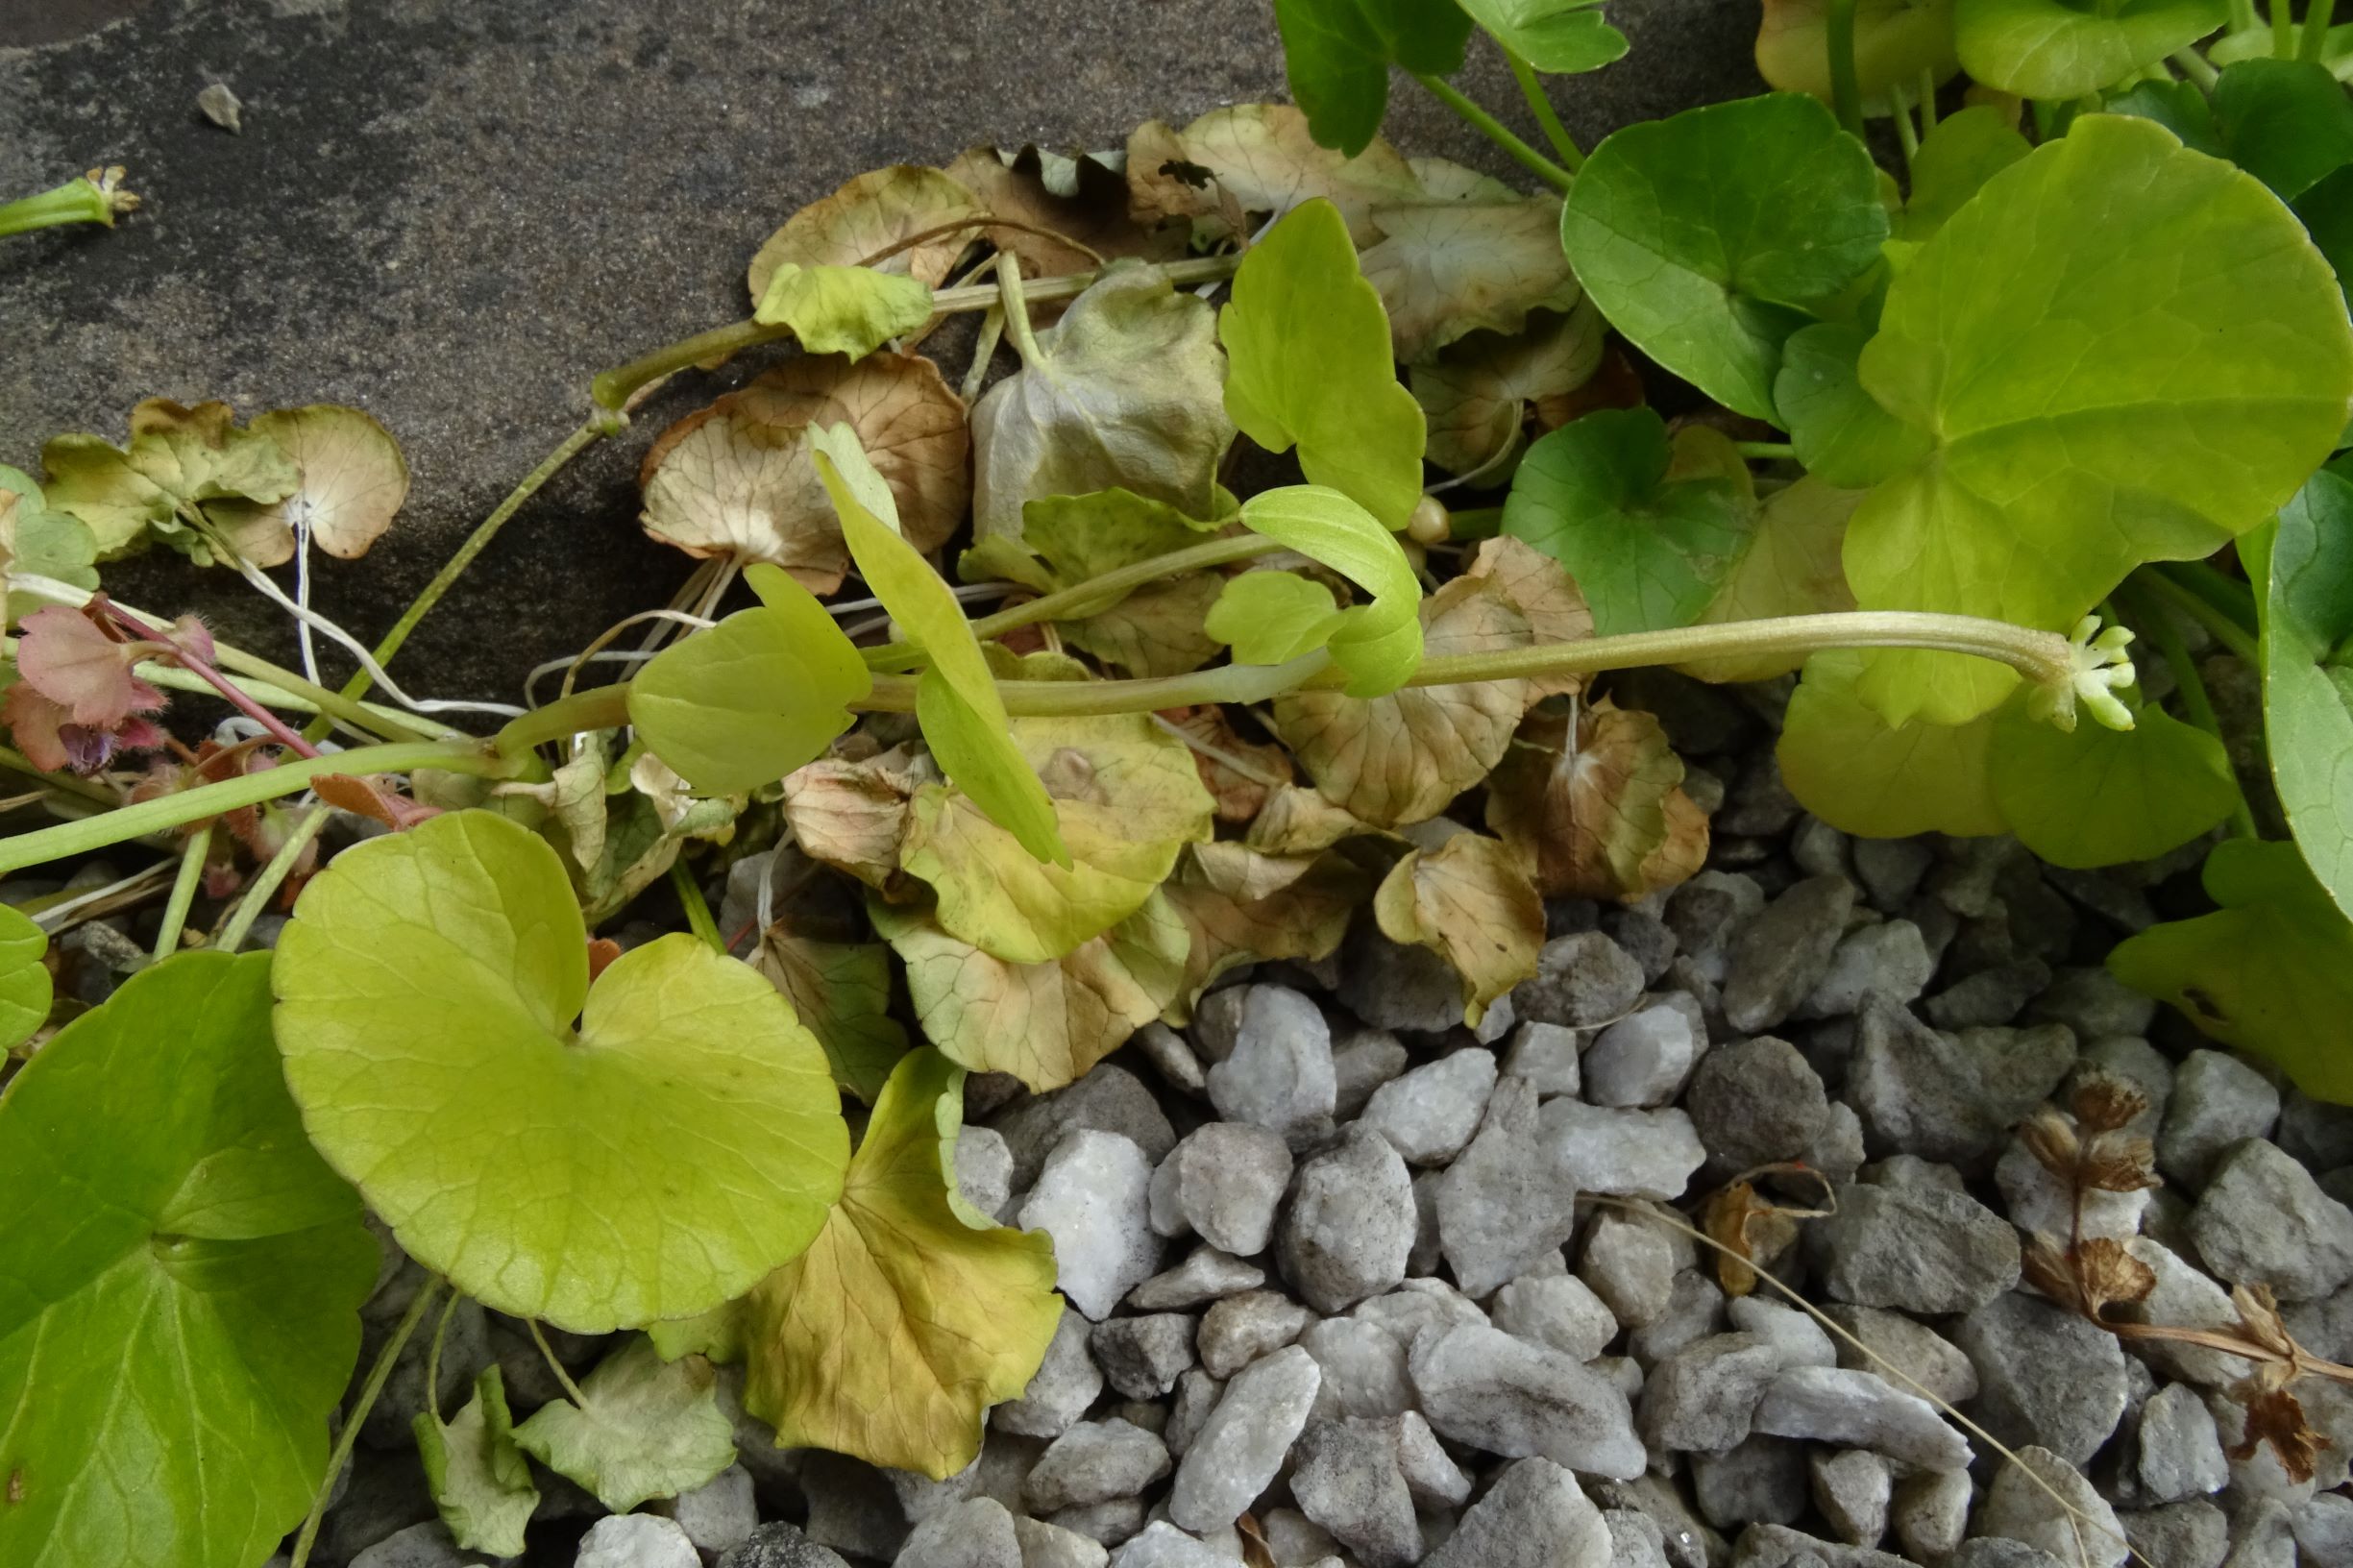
[871,893,1189,1091]
[739,1047,1062,1478]
[1207,571,1346,666]
[2109,839,2353,1099]
[414,1365,538,1556]
[810,421,1068,868]
[0,903,50,1048]
[1988,698,2238,870]
[2265,467,2353,920]
[1893,105,2031,242]
[751,933,910,1103]
[629,562,871,796]
[753,262,934,360]
[512,1336,736,1512]
[1756,0,1961,107]
[1845,113,2353,726]
[1457,0,1627,74]
[1777,650,2005,839]
[1559,94,1889,424]
[1957,0,2226,99]
[899,692,1214,964]
[1221,199,1427,529]
[1273,0,1474,156]
[272,810,848,1333]
[1237,485,1426,696]
[1775,323,1932,491]
[2212,58,2353,202]
[969,265,1233,542]
[0,951,376,1568]
[1502,407,1757,638]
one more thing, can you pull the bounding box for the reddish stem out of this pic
[102,603,322,760]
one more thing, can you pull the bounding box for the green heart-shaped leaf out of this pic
[0,951,377,1568]
[753,262,934,360]
[2265,468,2353,921]
[629,562,871,796]
[1777,650,2005,840]
[1956,0,2226,99]
[1207,571,1347,667]
[1458,0,1628,74]
[0,903,51,1048]
[1559,93,1889,423]
[272,810,849,1332]
[1988,698,2239,870]
[1274,0,1475,156]
[2211,57,2353,201]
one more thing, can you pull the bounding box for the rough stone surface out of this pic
[1288,1417,1419,1568]
[668,1463,758,1559]
[1014,1518,1111,1568]
[1684,1036,1828,1169]
[1331,1028,1411,1121]
[1820,1305,1979,1407]
[2187,1138,2353,1301]
[2158,1051,2282,1188]
[1501,1019,1581,1097]
[1541,1101,1708,1201]
[1204,985,1336,1149]
[1890,1470,1973,1565]
[1438,1074,1581,1296]
[1817,1180,2022,1314]
[1299,1316,1415,1421]
[1492,1272,1617,1361]
[895,1498,1023,1568]
[1022,1421,1170,1514]
[1126,1247,1262,1311]
[1090,1315,1195,1400]
[1974,1447,2126,1568]
[1104,1523,1225,1568]
[1019,1130,1164,1321]
[1408,1322,1646,1479]
[1280,1125,1416,1313]
[996,1068,1178,1192]
[1637,1333,1780,1455]
[1846,1002,2075,1171]
[1723,876,1855,1032]
[1808,1450,1891,1549]
[1581,1211,1680,1328]
[1690,1436,1807,1529]
[2135,1382,2228,1502]
[994,1307,1104,1439]
[1165,1345,1319,1532]
[1515,932,1647,1029]
[2119,1502,2228,1568]
[1147,1122,1292,1257]
[1752,1365,1972,1472]
[1360,1048,1497,1165]
[715,1524,853,1568]
[1797,920,1933,1021]
[1953,1291,2128,1465]
[577,1514,701,1568]
[1196,1290,1312,1380]
[1423,1458,1613,1568]
[1728,1297,1836,1370]
[1583,1007,1702,1108]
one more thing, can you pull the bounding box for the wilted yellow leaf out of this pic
[1373,833,1544,1025]
[1485,698,1709,901]
[747,166,982,306]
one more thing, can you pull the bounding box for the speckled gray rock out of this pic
[1817,1180,2021,1314]
[1439,1074,1582,1296]
[1361,1048,1498,1165]
[994,1308,1104,1438]
[1197,1290,1313,1380]
[1846,1001,2076,1170]
[1605,1508,1674,1568]
[2187,1138,2353,1300]
[1409,1322,1645,1478]
[995,1067,1179,1190]
[1205,985,1336,1149]
[1280,1125,1416,1313]
[2119,1503,2227,1568]
[1946,1540,2062,1568]
[1424,1458,1613,1568]
[2158,1051,2282,1188]
[1581,1210,1679,1327]
[1515,931,1647,1029]
[1129,1021,1206,1096]
[1020,1130,1164,1321]
[1691,1436,1808,1529]
[1809,1450,1891,1549]
[1685,1036,1828,1169]
[715,1523,853,1568]
[1299,1316,1414,1421]
[2228,1503,2301,1568]
[1820,1305,1978,1407]
[576,1515,701,1568]
[1493,1272,1618,1361]
[1105,1523,1225,1568]
[895,1498,1022,1568]
[1393,1410,1472,1508]
[1752,1365,1971,1471]
[1126,1248,1263,1311]
[2116,1239,2247,1386]
[348,1523,484,1568]
[1166,1345,1320,1532]
[1338,923,1469,1033]
[1147,1122,1293,1256]
[1022,1421,1171,1514]
[1627,1269,1726,1368]
[956,1126,1017,1224]
[1331,1027,1410,1120]
[1723,876,1855,1032]
[1542,1101,1707,1200]
[1797,919,1933,1020]
[1974,1447,2126,1568]
[1584,1007,1703,1108]
[1728,1297,1836,1369]
[1091,1315,1195,1400]
[2291,1493,2353,1562]
[1501,1019,1582,1097]
[1924,957,2049,1029]
[1638,1333,1781,1454]
[1014,1518,1110,1568]
[1046,1501,1143,1550]
[667,1464,758,1559]
[2029,966,2158,1040]
[2135,1383,2227,1501]
[1289,1418,1420,1568]
[1732,1525,1916,1568]
[1164,1371,1221,1459]
[1953,1292,2128,1465]
[1890,1470,1972,1565]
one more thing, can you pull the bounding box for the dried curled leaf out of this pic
[2071,1073,2150,1136]
[1372,832,1544,1026]
[752,933,910,1105]
[871,893,1189,1091]
[1704,1180,1802,1298]
[1161,705,1297,823]
[1460,534,1595,699]
[1361,194,1581,362]
[944,144,1185,279]
[1412,304,1607,477]
[748,165,981,306]
[208,404,409,567]
[41,397,298,557]
[1162,842,1370,1018]
[781,750,926,892]
[1272,574,1533,827]
[2227,1384,2328,1484]
[1125,104,1421,245]
[1486,698,1708,901]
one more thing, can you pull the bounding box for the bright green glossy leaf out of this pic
[1221,199,1427,528]
[1989,698,2238,869]
[628,563,871,796]
[811,422,1068,868]
[1845,113,2353,724]
[1207,571,1346,666]
[2109,839,2353,1099]
[2213,57,2353,201]
[513,1336,737,1512]
[1237,484,1425,695]
[1775,323,1933,488]
[738,1047,1061,1478]
[2295,163,2353,304]
[1502,407,1756,637]
[272,810,849,1333]
[414,1365,538,1556]
[0,952,376,1568]
[753,262,934,359]
[1273,0,1474,156]
[1956,0,2227,100]
[0,903,50,1048]
[1777,650,2005,839]
[1893,104,2031,240]
[1559,93,1889,423]
[2266,467,2353,920]
[1458,0,1628,74]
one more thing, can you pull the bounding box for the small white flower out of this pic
[2029,615,2137,733]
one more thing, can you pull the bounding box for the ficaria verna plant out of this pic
[5,1,2353,1562]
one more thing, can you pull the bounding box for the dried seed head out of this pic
[2019,1108,2081,1181]
[2077,1237,2157,1316]
[2232,1283,2298,1361]
[2022,1233,2082,1312]
[2079,1133,2161,1193]
[2227,1386,2329,1484]
[2071,1072,2149,1135]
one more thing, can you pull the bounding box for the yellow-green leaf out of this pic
[751,933,910,1104]
[512,1337,737,1512]
[1373,833,1545,1025]
[1207,571,1347,666]
[1987,697,2238,870]
[753,263,935,360]
[1777,650,2005,839]
[1238,485,1425,695]
[414,1366,538,1556]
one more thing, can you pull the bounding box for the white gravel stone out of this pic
[2157,1050,2280,1188]
[1361,1048,1497,1165]
[1332,1026,1410,1120]
[2117,1238,2248,1386]
[1126,1248,1264,1311]
[994,1307,1105,1438]
[1020,1130,1164,1321]
[1197,1290,1313,1380]
[1582,1008,1701,1108]
[1892,1470,1973,1564]
[1393,1410,1472,1508]
[2188,1138,2353,1301]
[1204,985,1336,1148]
[1351,1278,1486,1345]
[1130,1022,1206,1095]
[1408,1322,1645,1479]
[1423,1457,1612,1568]
[576,1514,700,1568]
[1810,1449,1893,1548]
[1751,1365,1972,1471]
[1796,919,1933,1020]
[667,1463,757,1558]
[895,1498,1022,1568]
[1974,1447,2125,1568]
[1727,1297,1836,1369]
[1438,1074,1581,1296]
[1107,1522,1226,1568]
[1995,1126,2147,1241]
[1491,1272,1618,1361]
[1147,1123,1293,1256]
[1501,1019,1581,1097]
[2136,1383,2228,1502]
[1637,1333,1780,1454]
[1290,1417,1419,1568]
[1299,1317,1414,1421]
[1091,1314,1195,1400]
[1166,1346,1320,1532]
[1279,1126,1416,1313]
[1540,1102,1707,1201]
[1015,1517,1111,1568]
[1023,1420,1172,1513]
[1580,1211,1679,1327]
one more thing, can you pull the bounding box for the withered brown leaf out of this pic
[2226,1385,2329,1484]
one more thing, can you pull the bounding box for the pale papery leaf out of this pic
[1372,832,1545,1025]
[1125,104,1421,244]
[1160,842,1369,1020]
[512,1338,737,1512]
[780,752,926,892]
[1244,782,1375,855]
[747,165,982,306]
[207,404,409,567]
[1485,698,1708,901]
[1361,195,1581,362]
[944,144,1186,281]
[1461,533,1595,699]
[1411,304,1607,476]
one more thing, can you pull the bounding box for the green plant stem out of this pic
[288,1278,445,1568]
[2306,0,2339,59]
[1917,67,1940,131]
[1826,0,1866,136]
[671,858,725,955]
[2120,582,2261,840]
[0,740,501,877]
[1888,85,1922,163]
[1734,441,1798,460]
[2277,1,2299,58]
[2136,567,2262,663]
[996,253,1048,367]
[2156,559,2259,631]
[216,806,331,952]
[1504,49,1585,171]
[153,823,211,962]
[1410,74,1577,193]
[0,745,118,805]
[527,1319,591,1407]
[0,172,128,237]
[2172,46,2222,87]
[100,601,322,759]
[2229,0,2261,31]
